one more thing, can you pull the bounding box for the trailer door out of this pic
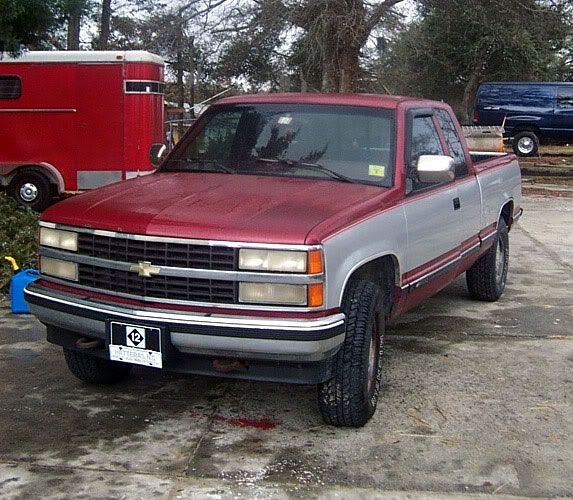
[76,63,125,189]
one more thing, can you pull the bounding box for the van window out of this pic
[0,76,21,99]
[435,109,468,177]
[557,87,573,108]
[479,84,555,108]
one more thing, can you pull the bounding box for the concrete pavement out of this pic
[0,189,571,499]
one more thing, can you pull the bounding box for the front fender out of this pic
[322,207,406,308]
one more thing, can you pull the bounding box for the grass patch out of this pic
[0,193,38,294]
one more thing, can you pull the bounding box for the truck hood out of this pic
[42,173,398,244]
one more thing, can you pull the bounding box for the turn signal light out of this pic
[308,283,324,307]
[308,250,323,275]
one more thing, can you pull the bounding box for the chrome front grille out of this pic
[77,233,236,270]
[75,233,238,303]
[78,264,237,303]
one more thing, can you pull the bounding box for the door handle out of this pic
[483,106,501,110]
[453,197,461,210]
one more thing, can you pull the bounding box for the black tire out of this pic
[512,131,539,157]
[318,280,384,427]
[63,348,132,384]
[8,170,54,212]
[466,218,509,302]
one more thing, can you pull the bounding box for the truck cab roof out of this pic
[217,92,431,110]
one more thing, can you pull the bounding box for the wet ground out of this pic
[0,191,571,499]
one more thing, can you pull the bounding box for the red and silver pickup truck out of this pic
[25,93,522,427]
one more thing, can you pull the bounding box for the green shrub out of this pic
[0,193,39,294]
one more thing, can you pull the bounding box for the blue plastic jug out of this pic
[10,269,40,314]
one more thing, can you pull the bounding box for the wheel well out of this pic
[345,255,399,317]
[512,126,541,139]
[500,201,514,230]
[7,165,59,193]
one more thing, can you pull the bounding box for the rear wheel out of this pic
[317,280,384,427]
[63,348,132,384]
[512,131,539,157]
[466,218,509,301]
[8,171,54,212]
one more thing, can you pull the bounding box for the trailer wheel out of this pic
[8,171,54,212]
[512,131,539,157]
[317,280,384,427]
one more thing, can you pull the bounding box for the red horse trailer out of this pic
[0,51,164,210]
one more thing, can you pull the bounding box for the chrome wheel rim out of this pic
[517,137,534,154]
[20,183,38,202]
[495,239,505,283]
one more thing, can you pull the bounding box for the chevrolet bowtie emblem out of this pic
[129,261,160,278]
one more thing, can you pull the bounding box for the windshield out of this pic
[162,103,395,187]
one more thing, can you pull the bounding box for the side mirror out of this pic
[149,143,167,167]
[416,155,455,183]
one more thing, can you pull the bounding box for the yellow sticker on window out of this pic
[368,165,386,177]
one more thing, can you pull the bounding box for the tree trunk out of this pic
[321,59,339,92]
[97,0,112,50]
[67,11,81,50]
[339,46,361,92]
[462,53,488,123]
[188,37,195,118]
[176,50,185,108]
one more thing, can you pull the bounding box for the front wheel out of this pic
[466,218,509,301]
[318,280,384,427]
[63,348,132,384]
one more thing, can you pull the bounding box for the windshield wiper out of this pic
[166,159,235,174]
[252,157,356,184]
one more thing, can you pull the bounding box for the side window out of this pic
[0,76,21,99]
[410,116,443,160]
[557,87,573,108]
[408,115,444,191]
[435,109,468,177]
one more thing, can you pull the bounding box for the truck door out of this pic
[402,110,460,294]
[434,108,482,257]
[553,86,573,141]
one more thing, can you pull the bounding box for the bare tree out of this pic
[293,0,404,92]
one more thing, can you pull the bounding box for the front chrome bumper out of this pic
[24,282,346,363]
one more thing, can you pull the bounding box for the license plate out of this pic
[108,321,162,368]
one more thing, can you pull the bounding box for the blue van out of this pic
[473,82,573,156]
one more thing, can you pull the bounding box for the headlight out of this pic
[40,256,78,281]
[239,249,322,274]
[40,227,78,252]
[239,283,307,305]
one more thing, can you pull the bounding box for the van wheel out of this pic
[63,348,132,384]
[466,218,509,301]
[8,171,53,212]
[512,131,539,157]
[317,281,384,427]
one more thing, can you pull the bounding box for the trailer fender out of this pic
[0,163,65,194]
